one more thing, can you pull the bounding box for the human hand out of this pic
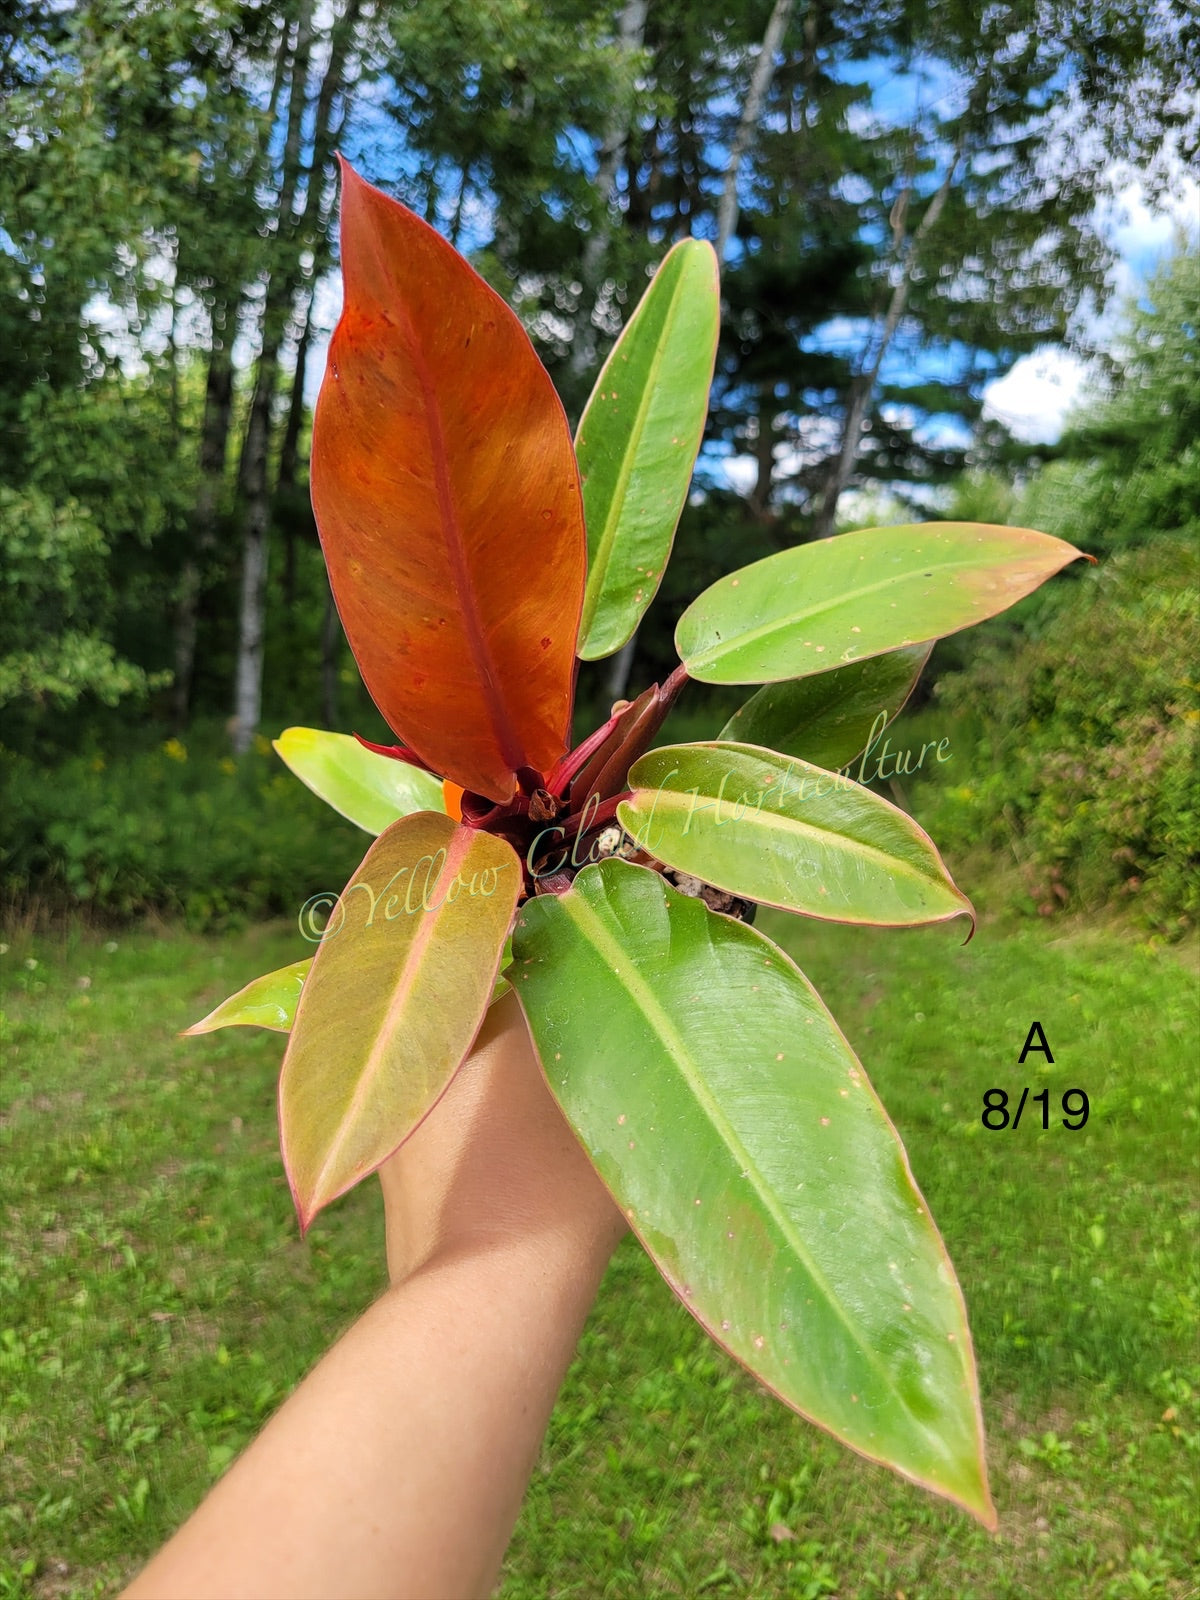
[377,989,628,1284]
[123,992,629,1600]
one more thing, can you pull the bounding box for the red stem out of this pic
[659,661,690,714]
[546,710,622,797]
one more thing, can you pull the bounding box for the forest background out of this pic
[1,0,1196,934]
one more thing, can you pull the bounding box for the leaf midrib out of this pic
[578,255,690,648]
[358,206,530,780]
[561,878,941,1436]
[685,544,1045,670]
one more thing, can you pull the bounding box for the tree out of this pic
[379,0,639,415]
[921,239,1198,694]
[1035,243,1200,553]
[0,484,157,726]
[3,0,1193,758]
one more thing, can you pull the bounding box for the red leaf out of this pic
[312,160,587,803]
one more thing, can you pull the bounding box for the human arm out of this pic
[121,991,627,1600]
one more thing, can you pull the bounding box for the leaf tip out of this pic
[955,1468,999,1532]
[286,1160,318,1239]
[908,1448,996,1531]
[694,235,720,272]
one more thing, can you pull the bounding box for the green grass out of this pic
[1,909,1196,1598]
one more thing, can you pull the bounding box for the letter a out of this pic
[1017,1021,1054,1064]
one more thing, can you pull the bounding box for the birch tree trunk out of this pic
[812,130,967,538]
[277,282,317,612]
[277,285,314,496]
[608,0,793,700]
[230,0,367,750]
[569,0,647,380]
[231,0,314,754]
[172,323,234,730]
[569,0,649,703]
[715,0,795,266]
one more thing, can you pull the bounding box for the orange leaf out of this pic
[312,160,587,803]
[442,780,464,820]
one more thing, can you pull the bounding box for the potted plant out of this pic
[188,159,1088,1526]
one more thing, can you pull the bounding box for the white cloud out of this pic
[1078,166,1200,348]
[720,455,759,494]
[1096,169,1199,264]
[981,345,1093,443]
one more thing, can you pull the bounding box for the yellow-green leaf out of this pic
[619,742,972,929]
[185,943,513,1037]
[274,727,445,835]
[279,813,520,1229]
[513,860,994,1526]
[676,522,1089,683]
[183,959,312,1035]
[576,239,719,659]
[718,645,931,770]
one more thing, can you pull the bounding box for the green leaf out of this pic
[279,813,521,1230]
[185,941,513,1037]
[718,645,931,771]
[274,727,445,835]
[676,522,1089,683]
[512,860,994,1526]
[183,959,311,1035]
[491,938,514,1004]
[576,239,720,660]
[618,743,972,929]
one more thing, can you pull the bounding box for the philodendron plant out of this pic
[187,158,1089,1527]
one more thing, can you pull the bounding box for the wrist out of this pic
[415,1205,623,1290]
[385,1155,626,1286]
[379,993,627,1285]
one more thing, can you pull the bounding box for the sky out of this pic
[716,164,1197,501]
[750,49,1199,457]
[979,169,1199,443]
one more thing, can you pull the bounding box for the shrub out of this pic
[913,535,1199,935]
[0,485,159,710]
[0,730,366,928]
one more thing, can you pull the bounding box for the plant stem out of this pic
[659,662,690,713]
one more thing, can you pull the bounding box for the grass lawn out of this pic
[1,905,1196,1598]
